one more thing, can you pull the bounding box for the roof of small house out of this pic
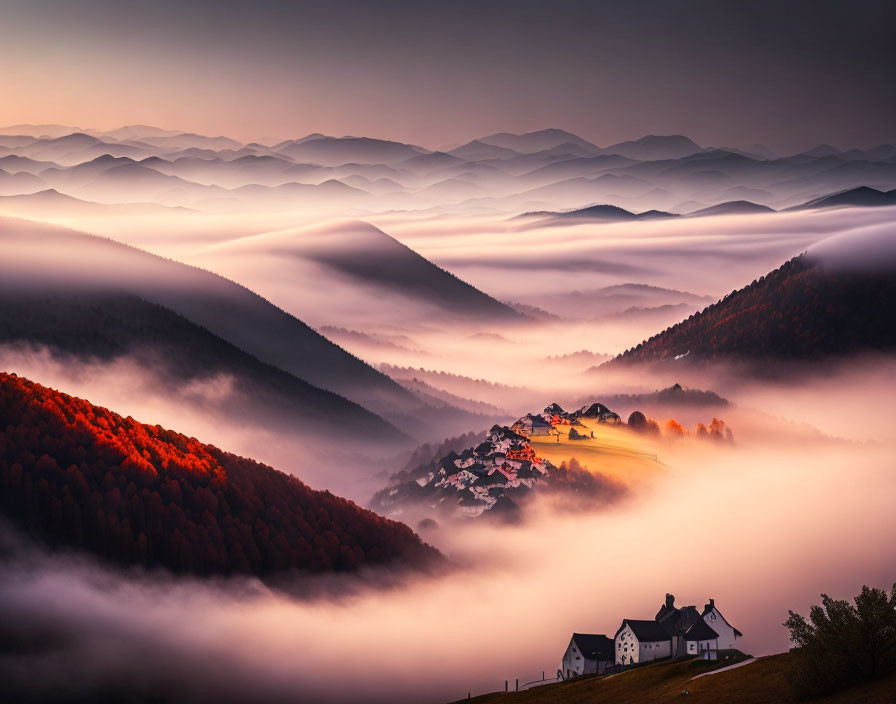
[654,604,678,621]
[702,602,743,637]
[490,424,527,442]
[474,441,493,455]
[660,605,702,635]
[578,402,614,417]
[616,619,670,642]
[684,619,720,642]
[570,633,614,660]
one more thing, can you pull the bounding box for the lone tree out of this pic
[784,583,896,699]
[627,410,647,430]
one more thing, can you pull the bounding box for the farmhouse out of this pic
[511,413,555,437]
[560,633,615,679]
[614,619,672,665]
[613,594,742,664]
[575,402,621,425]
[702,598,743,650]
[562,593,743,677]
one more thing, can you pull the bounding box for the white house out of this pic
[613,594,742,666]
[560,633,614,679]
[701,598,742,651]
[511,414,555,437]
[614,620,672,665]
[683,618,721,659]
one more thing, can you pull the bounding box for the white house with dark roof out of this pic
[614,619,673,665]
[560,633,614,679]
[609,593,742,666]
[683,618,722,657]
[701,598,743,651]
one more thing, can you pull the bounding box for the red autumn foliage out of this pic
[665,419,685,437]
[0,372,438,576]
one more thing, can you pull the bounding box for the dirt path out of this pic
[689,657,757,681]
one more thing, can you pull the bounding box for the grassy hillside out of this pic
[455,653,896,704]
[527,417,661,485]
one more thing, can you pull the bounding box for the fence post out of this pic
[505,680,508,692]
[515,678,519,691]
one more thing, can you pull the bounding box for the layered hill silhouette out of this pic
[0,218,464,439]
[0,188,192,216]
[597,134,704,160]
[0,290,406,447]
[203,220,524,322]
[686,200,775,216]
[2,125,895,216]
[792,186,896,210]
[272,135,425,165]
[519,187,885,224]
[478,128,600,155]
[613,239,896,365]
[0,372,438,575]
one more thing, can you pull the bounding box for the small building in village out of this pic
[575,402,622,425]
[512,413,556,437]
[559,633,615,679]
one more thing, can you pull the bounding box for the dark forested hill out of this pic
[0,290,407,448]
[0,372,438,575]
[613,254,896,364]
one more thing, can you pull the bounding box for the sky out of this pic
[1,0,894,152]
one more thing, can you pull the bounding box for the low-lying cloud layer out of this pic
[2,370,894,703]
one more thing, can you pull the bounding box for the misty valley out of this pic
[2,15,896,698]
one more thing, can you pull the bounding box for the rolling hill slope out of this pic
[202,220,525,323]
[0,217,442,433]
[454,653,896,704]
[612,231,896,365]
[0,290,407,448]
[0,372,438,575]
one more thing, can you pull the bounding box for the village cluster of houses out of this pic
[373,402,625,518]
[511,402,621,438]
[428,424,555,516]
[560,594,743,680]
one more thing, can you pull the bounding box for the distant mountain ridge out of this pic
[790,186,896,210]
[1,124,895,217]
[519,188,891,223]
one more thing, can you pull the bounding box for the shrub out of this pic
[784,584,896,699]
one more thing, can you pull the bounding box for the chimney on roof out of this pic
[706,598,715,611]
[665,593,675,608]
